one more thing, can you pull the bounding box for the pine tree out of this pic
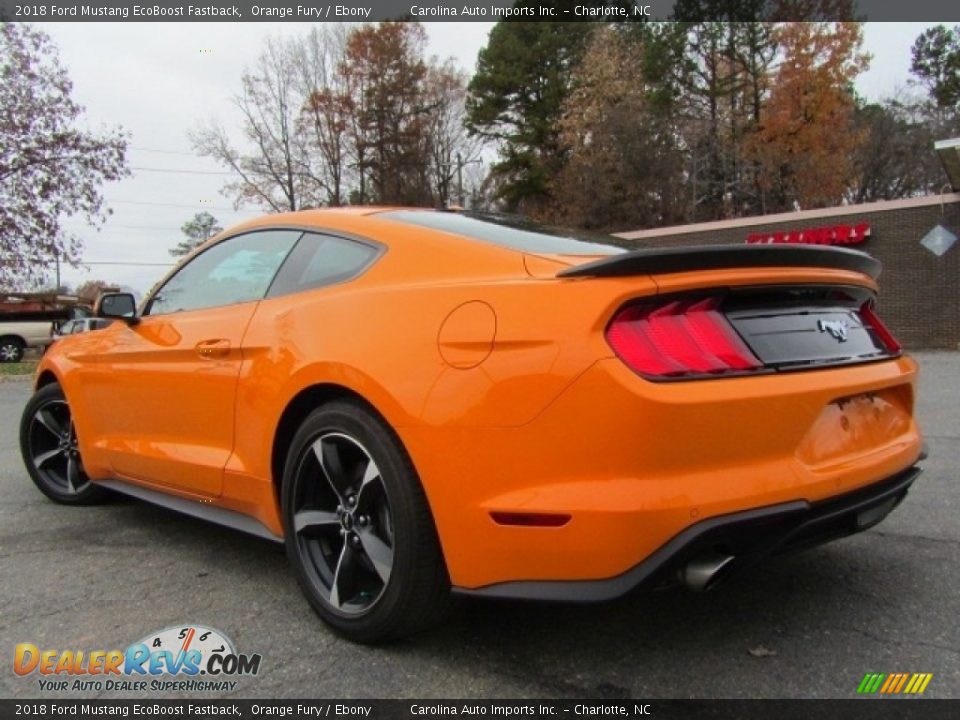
[170,212,223,257]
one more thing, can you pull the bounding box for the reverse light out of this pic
[859,303,901,353]
[606,297,762,379]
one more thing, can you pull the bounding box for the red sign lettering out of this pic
[746,222,870,246]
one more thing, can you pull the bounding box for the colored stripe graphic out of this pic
[893,674,909,693]
[857,673,885,694]
[858,672,933,695]
[880,674,896,693]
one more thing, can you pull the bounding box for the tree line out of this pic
[191,23,482,213]
[467,17,960,232]
[3,18,959,292]
[195,16,960,234]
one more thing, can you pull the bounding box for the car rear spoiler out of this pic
[556,244,882,281]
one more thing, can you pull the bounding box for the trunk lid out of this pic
[569,245,899,380]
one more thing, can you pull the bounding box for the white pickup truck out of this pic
[0,320,54,362]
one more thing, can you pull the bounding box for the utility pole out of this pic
[441,154,481,209]
[54,250,61,292]
[456,152,465,208]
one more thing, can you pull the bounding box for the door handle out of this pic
[195,339,231,360]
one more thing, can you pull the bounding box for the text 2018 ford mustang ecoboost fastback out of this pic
[20,208,924,642]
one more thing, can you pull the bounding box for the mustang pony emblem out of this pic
[818,319,849,342]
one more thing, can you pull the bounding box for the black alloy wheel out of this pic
[20,383,109,504]
[282,400,449,643]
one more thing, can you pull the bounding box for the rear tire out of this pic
[20,383,110,505]
[282,400,450,643]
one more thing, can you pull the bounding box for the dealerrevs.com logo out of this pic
[14,625,262,693]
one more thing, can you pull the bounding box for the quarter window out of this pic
[147,230,301,315]
[267,232,380,298]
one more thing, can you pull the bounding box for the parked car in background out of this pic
[0,320,54,362]
[0,292,93,362]
[51,318,113,342]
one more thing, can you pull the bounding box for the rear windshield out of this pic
[379,210,635,256]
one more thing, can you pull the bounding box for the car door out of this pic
[229,231,385,483]
[83,229,302,497]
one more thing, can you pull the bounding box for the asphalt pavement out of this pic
[1,352,958,699]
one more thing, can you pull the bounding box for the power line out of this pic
[131,166,236,176]
[80,261,176,267]
[64,222,180,231]
[130,145,200,157]
[106,198,258,214]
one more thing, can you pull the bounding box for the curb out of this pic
[0,375,33,383]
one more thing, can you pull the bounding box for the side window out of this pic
[267,232,381,299]
[147,230,301,316]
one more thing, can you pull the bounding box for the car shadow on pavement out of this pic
[31,490,942,699]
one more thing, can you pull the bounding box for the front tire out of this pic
[282,400,450,643]
[20,383,109,505]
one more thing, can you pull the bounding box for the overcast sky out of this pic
[36,21,941,293]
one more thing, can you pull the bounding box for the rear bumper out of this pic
[409,354,922,589]
[454,464,921,602]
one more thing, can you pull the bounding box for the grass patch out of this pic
[0,360,37,376]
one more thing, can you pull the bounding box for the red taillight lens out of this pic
[606,297,762,379]
[859,303,901,353]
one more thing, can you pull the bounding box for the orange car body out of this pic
[34,207,923,595]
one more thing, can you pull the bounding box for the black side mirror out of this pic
[96,293,139,323]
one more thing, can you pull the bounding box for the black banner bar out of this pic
[1,0,960,23]
[2,700,959,720]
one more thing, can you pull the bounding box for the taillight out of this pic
[606,297,762,379]
[859,302,901,353]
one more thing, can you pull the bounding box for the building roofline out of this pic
[615,192,960,241]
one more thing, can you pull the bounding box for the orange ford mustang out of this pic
[20,208,924,642]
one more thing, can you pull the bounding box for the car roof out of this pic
[169,207,626,289]
[210,206,624,257]
[154,207,535,290]
[206,206,523,259]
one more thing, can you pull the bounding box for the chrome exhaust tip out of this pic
[682,553,736,592]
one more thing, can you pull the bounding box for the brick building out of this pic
[616,193,960,350]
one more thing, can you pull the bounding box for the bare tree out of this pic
[550,26,687,232]
[75,279,110,303]
[293,26,353,207]
[342,22,432,206]
[191,36,308,212]
[423,61,483,207]
[193,23,482,211]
